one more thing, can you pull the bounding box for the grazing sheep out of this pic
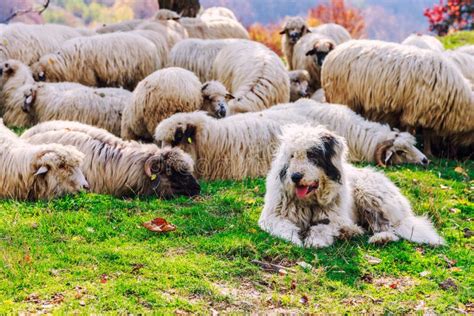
[0,120,89,200]
[322,39,474,154]
[168,38,237,82]
[200,7,238,21]
[21,122,200,198]
[0,23,94,66]
[289,70,311,101]
[128,30,169,69]
[259,125,444,248]
[456,45,474,56]
[179,16,249,40]
[292,24,351,90]
[122,68,231,141]
[31,32,159,90]
[401,33,444,52]
[153,9,181,21]
[212,40,290,114]
[443,50,474,87]
[0,60,131,133]
[154,100,427,180]
[280,16,311,70]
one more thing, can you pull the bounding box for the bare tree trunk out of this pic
[158,0,200,17]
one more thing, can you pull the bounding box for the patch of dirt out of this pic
[211,281,267,312]
[373,276,416,291]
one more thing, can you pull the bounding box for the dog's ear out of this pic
[306,48,317,56]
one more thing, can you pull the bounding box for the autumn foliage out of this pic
[248,0,365,56]
[424,0,473,35]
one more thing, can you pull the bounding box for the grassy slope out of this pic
[0,33,473,314]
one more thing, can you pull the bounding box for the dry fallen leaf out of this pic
[420,271,431,277]
[100,274,108,284]
[364,254,382,265]
[143,218,176,233]
[454,166,468,177]
[300,295,309,305]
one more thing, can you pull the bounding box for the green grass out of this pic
[1,31,473,313]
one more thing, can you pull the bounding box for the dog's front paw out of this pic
[304,226,334,248]
[339,223,364,240]
[368,231,399,244]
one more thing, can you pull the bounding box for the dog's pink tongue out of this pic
[296,186,309,198]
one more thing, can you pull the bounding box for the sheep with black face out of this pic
[259,125,444,248]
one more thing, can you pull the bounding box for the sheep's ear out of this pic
[306,48,316,56]
[279,29,286,35]
[34,165,49,176]
[225,93,235,100]
[201,83,210,92]
[329,42,335,50]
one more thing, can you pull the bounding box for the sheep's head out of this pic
[31,54,62,82]
[375,131,429,167]
[0,59,32,89]
[31,145,89,200]
[280,16,310,44]
[289,70,310,101]
[154,9,181,21]
[144,147,200,198]
[201,81,233,119]
[21,84,37,113]
[306,39,336,66]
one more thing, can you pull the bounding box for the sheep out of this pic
[154,9,181,21]
[212,40,290,114]
[259,125,444,248]
[121,68,232,141]
[178,16,249,40]
[443,50,474,87]
[311,89,326,103]
[200,7,238,21]
[289,70,311,101]
[136,20,188,49]
[0,23,95,66]
[30,32,159,91]
[168,38,237,82]
[292,24,351,90]
[280,17,311,70]
[0,120,89,200]
[321,39,474,155]
[21,121,200,198]
[310,23,352,45]
[129,29,169,68]
[456,45,474,56]
[0,60,131,133]
[96,20,143,33]
[401,33,444,52]
[154,99,428,180]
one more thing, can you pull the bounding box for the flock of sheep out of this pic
[0,6,471,247]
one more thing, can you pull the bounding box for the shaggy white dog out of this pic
[259,125,445,248]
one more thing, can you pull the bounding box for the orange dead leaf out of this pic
[143,217,176,233]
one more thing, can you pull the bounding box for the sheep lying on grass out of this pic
[280,17,311,70]
[121,68,232,141]
[0,23,94,66]
[154,99,427,180]
[31,32,160,90]
[22,121,200,198]
[0,60,131,134]
[0,120,88,200]
[322,39,474,155]
[259,125,444,248]
[212,40,290,114]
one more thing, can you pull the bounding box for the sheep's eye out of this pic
[396,150,405,156]
[290,154,294,159]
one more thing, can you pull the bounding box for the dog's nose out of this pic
[291,172,303,184]
[421,157,429,166]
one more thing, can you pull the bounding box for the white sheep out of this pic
[178,16,249,39]
[0,23,95,65]
[121,68,232,141]
[199,7,238,21]
[456,44,474,56]
[0,120,88,200]
[279,16,311,70]
[31,32,160,90]
[310,23,352,45]
[289,70,311,101]
[0,60,131,134]
[401,33,444,52]
[443,50,474,87]
[259,125,444,248]
[154,99,428,180]
[21,121,200,198]
[321,39,474,155]
[168,38,237,82]
[212,40,290,114]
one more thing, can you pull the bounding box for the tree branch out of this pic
[2,0,50,24]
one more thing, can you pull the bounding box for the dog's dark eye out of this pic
[307,151,317,159]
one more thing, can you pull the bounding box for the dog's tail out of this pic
[395,215,445,246]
